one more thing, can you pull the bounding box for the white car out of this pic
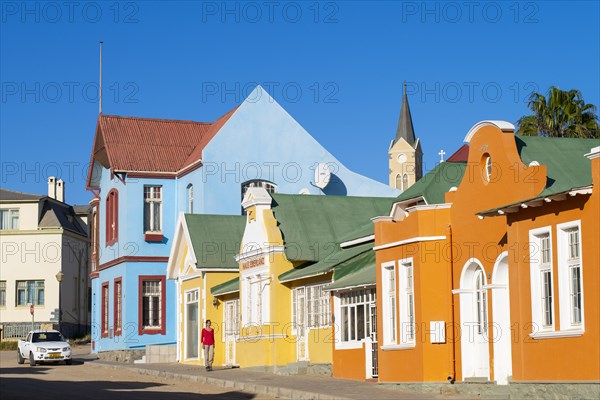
[17,330,72,366]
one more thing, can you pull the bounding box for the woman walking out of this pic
[201,320,215,371]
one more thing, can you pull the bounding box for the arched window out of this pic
[106,189,118,245]
[187,184,194,214]
[395,174,402,189]
[402,174,409,190]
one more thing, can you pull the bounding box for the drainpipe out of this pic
[446,224,456,384]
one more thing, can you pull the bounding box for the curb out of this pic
[89,362,348,400]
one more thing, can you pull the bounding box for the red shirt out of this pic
[201,328,215,346]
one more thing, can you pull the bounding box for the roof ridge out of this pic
[100,114,212,125]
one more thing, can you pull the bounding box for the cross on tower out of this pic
[439,149,446,163]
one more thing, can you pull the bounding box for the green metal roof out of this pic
[211,277,239,296]
[278,242,372,283]
[480,135,599,214]
[184,214,246,269]
[396,161,467,204]
[327,250,376,291]
[516,135,598,197]
[271,194,394,263]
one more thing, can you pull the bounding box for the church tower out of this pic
[389,82,423,191]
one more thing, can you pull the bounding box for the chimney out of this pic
[56,179,65,202]
[48,177,57,199]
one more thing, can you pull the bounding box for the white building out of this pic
[0,178,90,338]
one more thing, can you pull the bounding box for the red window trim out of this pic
[105,189,119,246]
[101,281,109,338]
[138,275,166,336]
[113,277,122,336]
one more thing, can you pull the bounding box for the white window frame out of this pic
[292,283,330,333]
[399,258,416,344]
[381,261,397,345]
[16,280,44,306]
[334,288,376,350]
[529,226,555,334]
[0,208,19,230]
[557,220,584,332]
[223,298,240,340]
[187,184,194,214]
[144,186,162,233]
[241,267,270,328]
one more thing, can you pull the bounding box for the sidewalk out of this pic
[88,359,465,399]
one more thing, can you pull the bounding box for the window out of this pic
[292,284,330,331]
[557,221,584,331]
[144,186,162,232]
[114,278,122,336]
[243,274,270,326]
[402,174,409,191]
[0,281,6,307]
[399,259,416,343]
[101,282,109,337]
[0,209,19,230]
[139,276,166,334]
[339,289,376,343]
[187,184,194,213]
[91,207,99,271]
[395,174,401,190]
[224,299,240,336]
[381,262,397,344]
[481,153,493,182]
[105,189,118,245]
[16,280,44,306]
[241,180,276,214]
[307,284,330,328]
[529,228,554,332]
[474,269,488,335]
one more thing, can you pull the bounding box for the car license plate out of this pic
[48,353,61,359]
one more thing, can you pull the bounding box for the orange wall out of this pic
[332,346,366,380]
[375,207,454,382]
[506,181,599,381]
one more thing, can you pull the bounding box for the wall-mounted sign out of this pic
[241,257,265,270]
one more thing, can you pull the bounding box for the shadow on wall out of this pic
[322,174,347,196]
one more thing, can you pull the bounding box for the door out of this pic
[459,261,490,380]
[492,254,512,385]
[369,302,379,378]
[293,287,308,361]
[224,299,239,366]
[185,290,199,360]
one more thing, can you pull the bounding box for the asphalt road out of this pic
[0,347,275,400]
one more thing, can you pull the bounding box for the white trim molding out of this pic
[373,236,446,252]
[236,245,285,263]
[340,235,374,249]
[464,120,515,143]
[584,146,600,160]
[530,330,584,339]
[381,343,415,351]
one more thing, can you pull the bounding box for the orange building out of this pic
[372,121,599,385]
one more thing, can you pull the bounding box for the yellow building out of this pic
[211,188,394,372]
[166,213,245,366]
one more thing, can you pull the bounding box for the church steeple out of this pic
[388,81,423,191]
[394,81,416,146]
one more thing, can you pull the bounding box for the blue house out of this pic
[86,86,399,356]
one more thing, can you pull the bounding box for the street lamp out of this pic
[55,272,64,332]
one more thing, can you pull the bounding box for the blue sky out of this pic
[1,1,599,205]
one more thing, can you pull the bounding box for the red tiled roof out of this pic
[446,144,469,163]
[87,108,237,187]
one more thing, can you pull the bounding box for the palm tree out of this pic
[516,86,599,138]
